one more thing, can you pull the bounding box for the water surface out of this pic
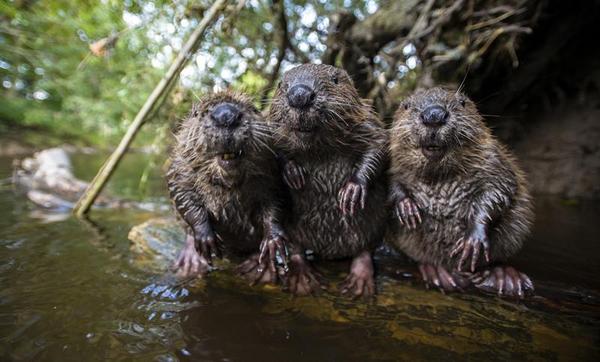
[0,151,598,361]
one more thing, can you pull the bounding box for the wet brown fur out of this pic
[167,91,282,255]
[269,64,388,259]
[387,87,533,269]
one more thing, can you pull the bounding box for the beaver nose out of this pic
[287,84,315,109]
[211,103,241,128]
[420,105,449,126]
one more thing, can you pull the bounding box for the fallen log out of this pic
[12,147,163,212]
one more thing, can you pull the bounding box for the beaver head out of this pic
[391,87,488,169]
[175,91,270,184]
[269,64,370,152]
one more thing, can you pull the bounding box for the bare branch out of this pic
[259,0,289,107]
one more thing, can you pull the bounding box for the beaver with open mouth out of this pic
[387,87,534,298]
[167,91,288,284]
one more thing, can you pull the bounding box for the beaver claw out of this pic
[418,264,469,293]
[283,160,306,190]
[338,177,367,216]
[395,197,421,229]
[258,231,289,274]
[193,227,222,265]
[172,235,210,278]
[283,254,326,296]
[450,229,490,272]
[236,253,281,285]
[471,266,534,298]
[339,251,375,298]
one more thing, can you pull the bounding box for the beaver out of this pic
[387,87,534,298]
[268,64,388,297]
[167,91,288,283]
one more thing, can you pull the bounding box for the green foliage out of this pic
[0,0,378,146]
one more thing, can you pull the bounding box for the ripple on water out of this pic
[1,151,599,361]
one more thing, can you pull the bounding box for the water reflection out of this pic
[0,153,598,361]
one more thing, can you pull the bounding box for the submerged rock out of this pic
[128,217,185,273]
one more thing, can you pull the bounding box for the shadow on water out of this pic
[0,152,598,361]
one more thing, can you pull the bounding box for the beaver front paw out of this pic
[283,160,306,189]
[172,237,211,278]
[236,253,281,285]
[258,231,289,274]
[418,264,470,293]
[283,254,326,296]
[471,266,534,299]
[339,251,375,298]
[193,227,222,265]
[450,228,491,272]
[338,177,367,216]
[395,197,421,229]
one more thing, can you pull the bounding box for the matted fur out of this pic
[167,91,282,254]
[268,64,389,258]
[386,87,533,268]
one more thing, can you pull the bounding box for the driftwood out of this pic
[13,148,112,210]
[12,147,162,212]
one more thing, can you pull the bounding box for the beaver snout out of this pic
[420,105,448,127]
[211,103,241,128]
[287,84,315,109]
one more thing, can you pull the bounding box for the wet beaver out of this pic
[387,87,534,298]
[167,91,288,283]
[268,64,388,297]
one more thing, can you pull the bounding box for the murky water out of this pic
[0,151,598,361]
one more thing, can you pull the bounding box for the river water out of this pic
[0,151,598,361]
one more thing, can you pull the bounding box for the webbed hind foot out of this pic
[339,251,376,298]
[236,253,281,286]
[172,234,210,278]
[283,254,327,296]
[418,264,470,293]
[472,265,534,299]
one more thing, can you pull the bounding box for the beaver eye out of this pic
[192,110,199,117]
[332,75,339,84]
[459,99,466,107]
[403,103,409,110]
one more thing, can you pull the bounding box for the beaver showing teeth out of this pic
[218,150,243,168]
[269,64,388,297]
[167,91,289,284]
[386,87,534,298]
[421,144,445,159]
